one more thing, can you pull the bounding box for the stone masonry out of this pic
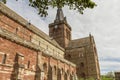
[115,72,120,80]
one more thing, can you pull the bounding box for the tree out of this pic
[106,71,115,79]
[101,72,115,80]
[79,77,94,80]
[1,0,96,17]
[101,75,113,80]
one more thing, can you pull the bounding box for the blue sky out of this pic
[4,0,120,75]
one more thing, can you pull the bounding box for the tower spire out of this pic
[54,8,65,22]
[49,7,71,48]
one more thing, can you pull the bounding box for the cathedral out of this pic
[0,2,100,80]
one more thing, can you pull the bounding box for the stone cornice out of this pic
[0,63,13,68]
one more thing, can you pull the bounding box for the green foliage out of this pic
[79,77,94,80]
[105,71,115,78]
[2,0,6,4]
[79,77,113,80]
[29,0,96,17]
[101,76,113,80]
[101,72,115,80]
[79,78,84,80]
[1,0,96,17]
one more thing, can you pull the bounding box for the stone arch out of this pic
[67,70,71,80]
[53,66,57,75]
[67,70,70,75]
[61,68,64,75]
[35,65,41,80]
[80,62,84,67]
[43,63,47,74]
[57,68,61,80]
[70,74,73,80]
[72,71,74,75]
[47,66,52,80]
[52,65,57,80]
[43,63,47,80]
[64,72,67,80]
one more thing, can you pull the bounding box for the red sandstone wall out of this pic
[0,37,37,80]
[0,13,33,41]
[0,9,76,80]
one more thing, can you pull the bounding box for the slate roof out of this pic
[67,36,93,49]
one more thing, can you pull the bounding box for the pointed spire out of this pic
[54,8,65,22]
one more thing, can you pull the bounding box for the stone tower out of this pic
[49,8,71,48]
[65,34,100,80]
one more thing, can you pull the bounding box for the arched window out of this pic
[61,68,64,75]
[15,27,19,34]
[67,70,70,76]
[76,66,80,71]
[48,66,53,80]
[79,53,84,57]
[94,47,97,54]
[68,54,71,60]
[81,73,85,78]
[54,66,57,75]
[57,68,61,80]
[66,29,70,40]
[30,35,32,41]
[70,74,73,80]
[43,63,47,74]
[2,54,7,64]
[64,72,67,80]
[80,62,84,67]
[27,61,30,68]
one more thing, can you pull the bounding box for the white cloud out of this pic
[100,61,120,74]
[5,0,120,74]
[6,0,48,33]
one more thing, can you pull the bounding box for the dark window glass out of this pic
[27,61,30,68]
[2,54,7,64]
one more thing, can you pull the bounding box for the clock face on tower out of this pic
[55,25,58,29]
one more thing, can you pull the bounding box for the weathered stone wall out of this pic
[32,34,64,58]
[115,72,120,80]
[40,55,76,80]
[65,36,100,80]
[0,35,76,80]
